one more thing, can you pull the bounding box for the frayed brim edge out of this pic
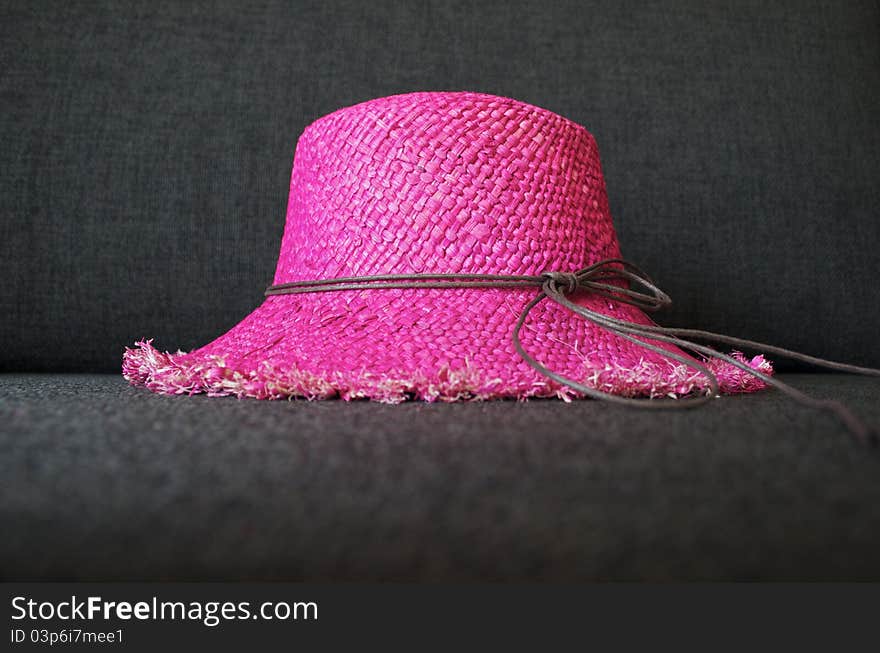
[122,339,773,403]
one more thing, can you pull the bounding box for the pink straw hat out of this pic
[123,92,879,435]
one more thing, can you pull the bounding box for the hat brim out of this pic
[123,286,772,402]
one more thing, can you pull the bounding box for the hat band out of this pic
[266,258,880,443]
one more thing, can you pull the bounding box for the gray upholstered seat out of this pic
[1,1,878,579]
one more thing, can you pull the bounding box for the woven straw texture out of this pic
[124,92,770,401]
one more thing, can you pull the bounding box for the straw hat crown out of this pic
[274,91,620,285]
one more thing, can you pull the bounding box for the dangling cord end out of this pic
[819,399,878,446]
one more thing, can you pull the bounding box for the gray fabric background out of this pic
[2,1,880,583]
[1,0,878,371]
[3,373,879,580]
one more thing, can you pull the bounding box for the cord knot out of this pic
[541,271,579,294]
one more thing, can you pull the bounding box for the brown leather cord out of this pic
[266,258,880,443]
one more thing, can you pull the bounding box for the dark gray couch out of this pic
[2,1,879,580]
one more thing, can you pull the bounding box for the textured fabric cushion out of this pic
[1,0,878,373]
[2,373,879,580]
